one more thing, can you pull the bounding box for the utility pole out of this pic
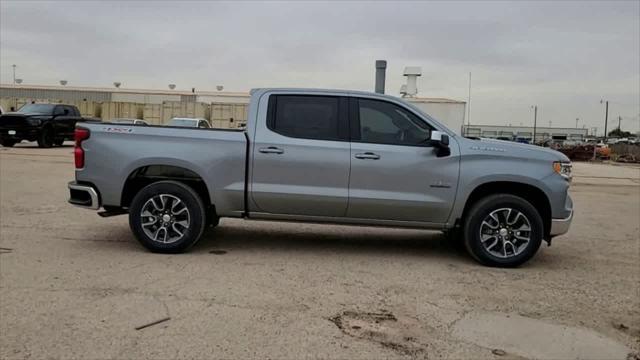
[12,64,16,84]
[601,99,609,139]
[467,72,471,128]
[618,115,622,131]
[531,105,537,144]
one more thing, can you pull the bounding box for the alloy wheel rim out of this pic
[479,207,531,258]
[140,194,190,244]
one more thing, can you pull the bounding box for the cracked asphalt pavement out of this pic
[1,145,639,359]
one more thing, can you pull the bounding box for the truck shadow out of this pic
[193,219,470,263]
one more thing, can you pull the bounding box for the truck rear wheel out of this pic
[129,181,207,253]
[463,194,543,267]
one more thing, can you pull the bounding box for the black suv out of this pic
[0,104,88,148]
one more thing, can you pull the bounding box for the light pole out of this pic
[575,118,579,128]
[618,116,622,132]
[531,105,537,144]
[12,64,16,84]
[600,99,609,139]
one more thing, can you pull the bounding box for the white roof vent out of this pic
[400,66,422,97]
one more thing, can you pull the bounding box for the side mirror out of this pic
[430,131,451,157]
[430,131,449,146]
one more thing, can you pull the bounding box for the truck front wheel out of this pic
[37,127,54,148]
[129,181,207,253]
[463,194,543,267]
[1,139,16,147]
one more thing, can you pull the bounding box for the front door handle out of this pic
[355,152,380,160]
[259,146,284,154]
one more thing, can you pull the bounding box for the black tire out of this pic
[1,139,16,147]
[129,180,207,253]
[463,194,543,267]
[54,138,65,146]
[443,228,465,252]
[37,127,54,148]
[207,207,220,228]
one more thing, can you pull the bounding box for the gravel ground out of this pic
[1,144,639,359]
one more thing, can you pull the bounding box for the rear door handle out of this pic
[355,152,380,160]
[259,146,284,154]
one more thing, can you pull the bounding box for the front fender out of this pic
[447,153,568,224]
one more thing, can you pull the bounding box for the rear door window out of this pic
[63,106,77,116]
[267,95,347,141]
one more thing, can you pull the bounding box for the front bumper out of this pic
[68,182,100,210]
[0,128,40,141]
[550,192,573,236]
[550,209,573,236]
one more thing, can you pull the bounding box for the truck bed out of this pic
[76,122,248,216]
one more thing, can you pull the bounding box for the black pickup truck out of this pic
[0,104,92,148]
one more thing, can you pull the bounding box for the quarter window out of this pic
[268,95,346,141]
[355,99,432,146]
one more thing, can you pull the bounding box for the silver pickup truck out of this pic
[68,88,573,267]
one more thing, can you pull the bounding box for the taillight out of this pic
[74,128,90,169]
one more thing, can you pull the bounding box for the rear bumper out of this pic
[68,182,100,210]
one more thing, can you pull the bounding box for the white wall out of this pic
[406,100,466,135]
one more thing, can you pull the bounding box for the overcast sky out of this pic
[1,1,639,133]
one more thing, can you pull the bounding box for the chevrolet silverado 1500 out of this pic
[68,88,573,267]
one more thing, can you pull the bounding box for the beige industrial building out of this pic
[0,84,250,128]
[0,83,466,132]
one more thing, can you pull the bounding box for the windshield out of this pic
[16,104,56,115]
[168,119,198,127]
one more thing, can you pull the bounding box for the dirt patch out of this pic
[452,312,632,360]
[329,310,428,357]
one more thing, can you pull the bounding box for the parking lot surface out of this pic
[1,144,639,359]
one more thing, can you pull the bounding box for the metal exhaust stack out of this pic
[375,60,387,94]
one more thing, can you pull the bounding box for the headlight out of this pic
[553,161,572,181]
[27,118,42,126]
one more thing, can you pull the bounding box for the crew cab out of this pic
[68,88,573,267]
[0,103,90,147]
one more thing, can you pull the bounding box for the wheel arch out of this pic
[459,181,552,238]
[120,164,213,212]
